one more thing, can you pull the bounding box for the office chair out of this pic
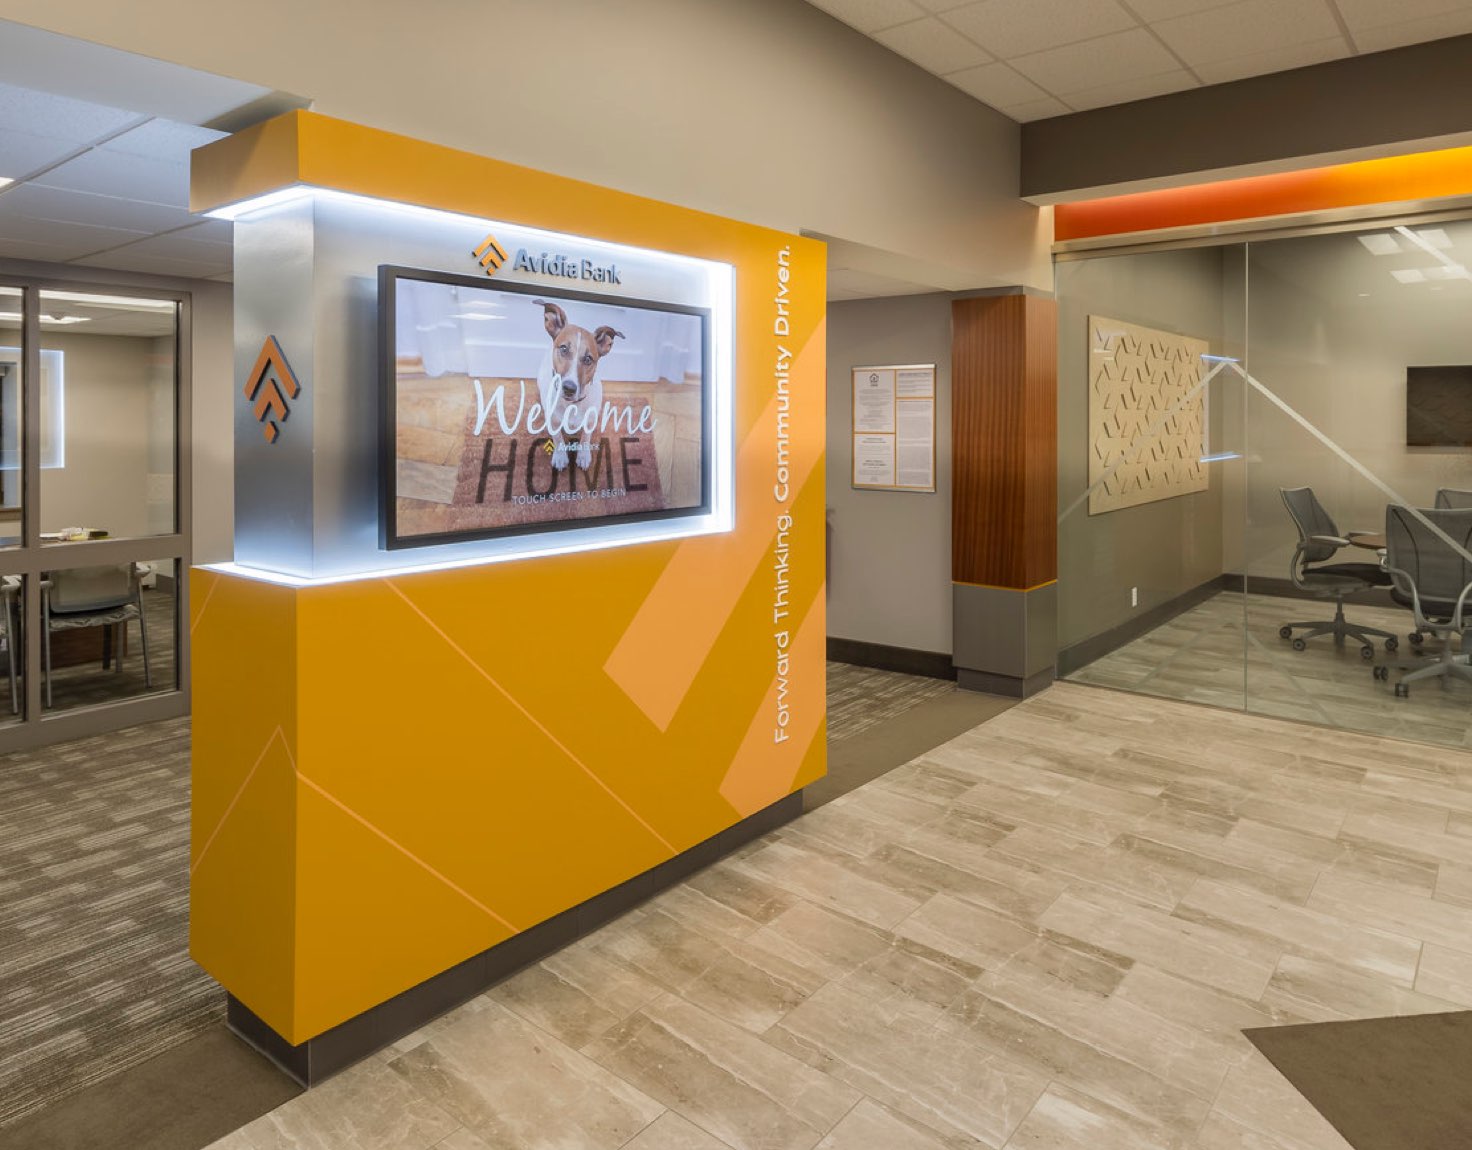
[1279,487,1396,659]
[1435,488,1472,509]
[1374,505,1472,696]
[41,563,152,707]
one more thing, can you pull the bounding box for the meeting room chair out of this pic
[41,564,152,708]
[1374,505,1472,696]
[1279,487,1397,658]
[1,575,18,714]
[1435,488,1472,509]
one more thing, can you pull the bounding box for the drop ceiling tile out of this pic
[941,0,1137,58]
[0,212,150,255]
[177,218,234,244]
[1009,28,1179,95]
[0,127,83,179]
[806,0,927,32]
[102,230,232,266]
[74,248,230,279]
[946,61,1049,106]
[98,119,227,162]
[1334,0,1470,34]
[875,16,993,73]
[0,79,137,146]
[0,183,197,233]
[0,236,79,263]
[1063,68,1200,111]
[1152,0,1345,67]
[1193,36,1349,84]
[1124,0,1242,19]
[33,148,190,209]
[1001,95,1073,121]
[1351,8,1472,51]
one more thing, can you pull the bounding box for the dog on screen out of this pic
[534,299,623,471]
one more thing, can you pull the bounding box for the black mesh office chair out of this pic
[1435,488,1472,509]
[1279,487,1396,659]
[1374,505,1472,696]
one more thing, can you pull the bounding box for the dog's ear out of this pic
[535,300,567,339]
[593,326,624,357]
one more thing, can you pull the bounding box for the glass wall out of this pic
[1058,218,1472,749]
[0,278,187,742]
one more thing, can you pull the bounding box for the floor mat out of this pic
[1245,1011,1472,1150]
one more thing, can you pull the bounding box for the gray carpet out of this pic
[0,657,1002,1140]
[826,661,956,742]
[0,715,221,1130]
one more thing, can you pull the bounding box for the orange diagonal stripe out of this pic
[383,579,675,854]
[192,725,287,876]
[297,772,519,933]
[604,325,824,731]
[719,601,826,817]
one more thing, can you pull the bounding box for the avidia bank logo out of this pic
[472,232,621,285]
[244,336,301,444]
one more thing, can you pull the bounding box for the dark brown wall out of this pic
[1022,35,1472,199]
[952,294,1057,590]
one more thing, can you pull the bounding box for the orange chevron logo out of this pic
[244,335,301,444]
[473,233,509,276]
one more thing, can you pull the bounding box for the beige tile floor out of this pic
[1071,590,1472,749]
[207,680,1472,1150]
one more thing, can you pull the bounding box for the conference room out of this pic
[1055,217,1472,751]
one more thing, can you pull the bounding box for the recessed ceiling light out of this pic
[1358,233,1401,256]
[40,291,176,312]
[0,311,89,325]
[1392,268,1427,284]
[0,177,12,190]
[1417,228,1454,250]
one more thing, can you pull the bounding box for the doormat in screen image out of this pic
[382,267,711,549]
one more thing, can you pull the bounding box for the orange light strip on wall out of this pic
[1054,145,1472,243]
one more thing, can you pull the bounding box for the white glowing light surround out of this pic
[206,185,738,587]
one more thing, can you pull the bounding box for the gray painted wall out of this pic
[826,293,952,655]
[1056,246,1235,651]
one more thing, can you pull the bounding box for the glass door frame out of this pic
[0,272,192,751]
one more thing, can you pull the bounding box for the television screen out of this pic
[1407,365,1472,447]
[381,266,711,549]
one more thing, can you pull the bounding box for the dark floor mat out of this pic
[1245,1010,1472,1150]
[0,1025,301,1150]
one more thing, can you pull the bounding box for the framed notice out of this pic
[851,364,935,492]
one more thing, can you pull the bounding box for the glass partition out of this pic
[1057,243,1248,713]
[38,290,178,545]
[0,286,23,551]
[1058,216,1472,751]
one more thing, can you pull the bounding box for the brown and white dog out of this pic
[534,299,623,471]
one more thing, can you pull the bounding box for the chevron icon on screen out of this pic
[244,335,302,444]
[473,234,509,276]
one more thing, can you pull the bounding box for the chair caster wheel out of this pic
[1361,645,1375,660]
[1373,665,1389,680]
[1410,632,1424,645]
[1395,683,1409,698]
[1279,626,1293,640]
[1385,636,1399,652]
[1291,638,1306,651]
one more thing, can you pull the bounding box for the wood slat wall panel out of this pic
[951,294,1057,589]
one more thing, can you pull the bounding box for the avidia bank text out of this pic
[513,250,621,284]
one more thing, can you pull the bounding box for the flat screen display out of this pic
[381,266,711,549]
[1408,365,1472,447]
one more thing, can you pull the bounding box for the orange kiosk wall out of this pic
[187,113,825,1073]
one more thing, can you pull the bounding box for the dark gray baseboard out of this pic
[957,666,1055,698]
[1240,573,1393,608]
[227,789,804,1089]
[1058,574,1235,677]
[827,637,956,681]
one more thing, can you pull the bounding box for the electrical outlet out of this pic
[1131,586,1138,607]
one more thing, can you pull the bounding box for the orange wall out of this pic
[189,114,826,1044]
